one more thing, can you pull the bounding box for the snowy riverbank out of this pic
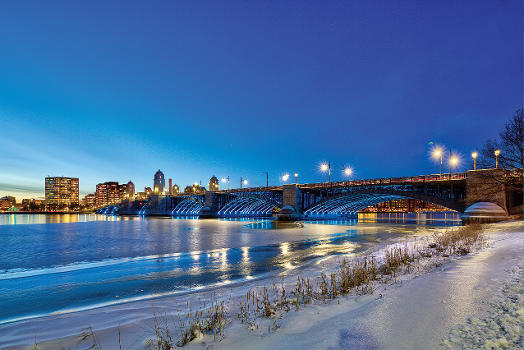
[2,221,522,350]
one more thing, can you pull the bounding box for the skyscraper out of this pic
[153,169,165,193]
[95,182,125,207]
[127,181,135,199]
[45,177,79,207]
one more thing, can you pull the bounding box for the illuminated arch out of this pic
[303,190,461,218]
[171,197,205,216]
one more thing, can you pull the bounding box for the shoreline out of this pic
[1,221,522,349]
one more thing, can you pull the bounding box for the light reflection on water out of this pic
[0,213,459,325]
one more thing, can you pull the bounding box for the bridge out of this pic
[114,168,522,220]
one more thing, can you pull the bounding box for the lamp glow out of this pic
[320,163,328,172]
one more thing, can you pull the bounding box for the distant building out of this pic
[82,194,96,209]
[95,182,125,208]
[136,191,147,200]
[153,170,165,193]
[1,196,16,210]
[168,178,173,195]
[172,184,180,195]
[127,181,135,199]
[145,187,152,195]
[184,183,205,195]
[209,176,219,191]
[45,177,79,207]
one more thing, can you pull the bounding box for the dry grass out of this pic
[55,224,486,349]
[434,223,485,256]
[146,301,227,350]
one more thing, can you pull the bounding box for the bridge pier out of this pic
[466,169,509,214]
[282,184,302,215]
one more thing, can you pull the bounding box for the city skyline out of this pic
[1,0,522,199]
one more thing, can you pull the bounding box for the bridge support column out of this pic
[282,184,302,215]
[466,169,509,214]
[201,191,219,217]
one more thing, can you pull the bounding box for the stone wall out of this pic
[282,184,302,212]
[465,169,509,212]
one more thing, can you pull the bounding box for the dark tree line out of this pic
[475,109,523,214]
[479,109,523,169]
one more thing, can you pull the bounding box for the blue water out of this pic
[0,213,460,324]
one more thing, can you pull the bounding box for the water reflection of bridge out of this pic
[113,169,522,219]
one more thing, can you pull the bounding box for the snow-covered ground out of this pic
[181,221,524,350]
[1,221,522,350]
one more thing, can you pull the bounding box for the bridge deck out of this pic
[216,172,467,193]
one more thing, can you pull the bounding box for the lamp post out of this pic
[282,173,290,183]
[343,167,353,178]
[320,161,331,183]
[243,179,248,188]
[294,173,298,184]
[449,154,459,179]
[472,152,478,170]
[433,148,443,176]
[494,149,500,168]
[222,176,230,191]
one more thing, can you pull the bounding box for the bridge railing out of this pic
[299,172,468,189]
[213,172,469,193]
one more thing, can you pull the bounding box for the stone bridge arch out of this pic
[302,187,465,217]
[170,196,206,216]
[215,192,282,217]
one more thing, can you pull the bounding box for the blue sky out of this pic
[0,0,522,199]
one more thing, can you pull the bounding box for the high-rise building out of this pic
[168,178,173,195]
[209,176,219,191]
[154,170,165,193]
[82,194,96,209]
[45,177,79,207]
[127,181,135,199]
[95,182,124,207]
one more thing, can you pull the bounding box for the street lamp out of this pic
[449,155,459,175]
[282,173,290,182]
[294,173,298,184]
[243,179,248,187]
[320,161,331,183]
[343,167,353,177]
[494,149,500,168]
[471,152,478,170]
[222,176,230,191]
[432,148,443,176]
